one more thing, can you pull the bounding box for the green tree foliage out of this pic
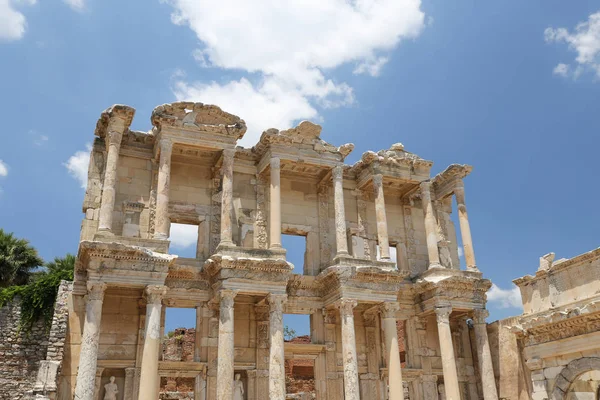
[284,325,297,341]
[0,228,43,287]
[0,254,75,331]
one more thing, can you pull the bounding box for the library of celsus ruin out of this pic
[5,101,597,400]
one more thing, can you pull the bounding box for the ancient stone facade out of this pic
[9,101,503,400]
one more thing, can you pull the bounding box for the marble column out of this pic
[268,294,287,399]
[434,306,461,400]
[123,368,135,400]
[154,139,173,240]
[337,299,360,400]
[269,157,282,249]
[332,165,349,256]
[381,303,404,400]
[98,130,123,233]
[74,282,106,400]
[138,285,167,400]
[219,149,235,247]
[216,290,237,400]
[373,174,390,260]
[473,310,499,400]
[454,182,478,271]
[420,182,442,269]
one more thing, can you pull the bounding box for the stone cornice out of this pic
[350,143,433,177]
[76,240,176,273]
[94,104,136,139]
[431,164,473,200]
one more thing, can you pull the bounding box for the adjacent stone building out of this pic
[31,101,495,400]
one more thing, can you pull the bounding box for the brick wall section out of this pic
[0,281,71,400]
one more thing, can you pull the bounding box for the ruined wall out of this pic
[0,281,71,400]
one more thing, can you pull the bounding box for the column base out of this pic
[153,233,168,240]
[96,228,114,237]
[270,244,283,250]
[428,262,444,269]
[467,265,479,272]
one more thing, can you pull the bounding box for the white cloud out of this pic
[64,144,91,189]
[169,223,198,248]
[34,134,48,146]
[63,0,84,11]
[165,0,425,145]
[0,0,36,41]
[457,246,464,258]
[545,11,600,79]
[553,63,570,77]
[0,160,8,177]
[487,284,523,309]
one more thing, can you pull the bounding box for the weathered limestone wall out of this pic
[487,317,530,400]
[0,281,71,400]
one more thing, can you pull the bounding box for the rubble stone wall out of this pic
[0,281,71,400]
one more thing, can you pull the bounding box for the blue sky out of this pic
[1,1,600,335]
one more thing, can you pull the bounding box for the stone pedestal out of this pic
[473,310,499,400]
[74,282,106,400]
[268,294,287,399]
[435,306,461,400]
[420,182,442,269]
[454,183,478,271]
[381,303,404,400]
[219,149,235,247]
[138,285,167,400]
[98,130,123,233]
[270,157,282,249]
[373,174,390,260]
[337,299,360,400]
[332,165,349,256]
[217,290,237,399]
[154,139,173,240]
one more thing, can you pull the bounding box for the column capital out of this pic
[372,173,383,188]
[434,306,452,323]
[159,138,173,154]
[218,289,237,308]
[420,180,432,196]
[145,285,167,305]
[472,309,489,325]
[332,165,344,181]
[267,293,287,312]
[107,130,124,147]
[335,299,357,316]
[379,302,400,319]
[270,157,281,170]
[222,149,235,168]
[86,281,107,301]
[124,367,136,378]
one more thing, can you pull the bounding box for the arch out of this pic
[550,357,600,400]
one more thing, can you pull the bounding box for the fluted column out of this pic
[268,294,287,399]
[473,310,499,400]
[74,282,106,400]
[454,182,478,271]
[154,139,173,240]
[373,174,390,259]
[219,149,236,247]
[332,165,349,256]
[434,306,461,400]
[138,285,167,400]
[216,290,237,400]
[381,303,403,400]
[420,182,442,269]
[269,157,282,249]
[98,130,123,233]
[337,299,360,400]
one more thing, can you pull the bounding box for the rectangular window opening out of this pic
[282,234,307,275]
[283,313,315,396]
[169,222,199,259]
[283,314,311,341]
[162,307,197,362]
[160,376,196,398]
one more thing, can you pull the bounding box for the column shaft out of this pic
[268,294,287,399]
[123,368,135,400]
[332,165,349,256]
[435,306,461,400]
[154,139,173,240]
[98,131,123,233]
[74,282,106,400]
[454,183,477,271]
[381,303,404,400]
[216,290,236,400]
[219,149,235,247]
[138,285,167,400]
[473,310,499,400]
[373,174,390,259]
[420,182,441,268]
[338,299,360,400]
[269,157,282,249]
